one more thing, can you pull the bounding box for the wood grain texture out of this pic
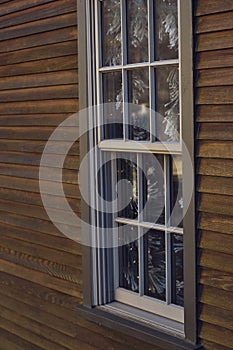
[199,212,233,234]
[197,68,233,87]
[200,267,233,292]
[0,0,56,16]
[196,0,233,16]
[197,30,233,51]
[0,27,77,53]
[0,55,78,77]
[196,11,233,33]
[198,123,233,140]
[0,12,77,42]
[0,0,77,29]
[197,105,233,122]
[198,49,233,69]
[200,322,233,348]
[0,40,77,65]
[200,285,233,311]
[0,71,78,90]
[198,86,233,104]
[202,340,232,350]
[198,142,233,159]
[200,231,233,255]
[199,158,233,177]
[199,193,233,216]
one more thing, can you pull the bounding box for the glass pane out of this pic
[103,71,123,139]
[117,154,138,219]
[142,153,165,224]
[171,155,183,228]
[101,0,121,66]
[119,225,139,292]
[144,230,166,301]
[171,234,184,306]
[155,0,178,60]
[127,0,148,63]
[128,68,150,141]
[155,66,180,142]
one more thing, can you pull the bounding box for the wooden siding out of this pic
[0,1,164,349]
[196,1,233,349]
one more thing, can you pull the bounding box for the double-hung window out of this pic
[79,0,197,346]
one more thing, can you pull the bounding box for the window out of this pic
[79,0,198,346]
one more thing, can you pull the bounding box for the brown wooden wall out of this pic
[0,1,164,349]
[195,1,233,349]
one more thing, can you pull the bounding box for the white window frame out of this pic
[80,0,197,342]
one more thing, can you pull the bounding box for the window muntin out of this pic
[96,0,180,147]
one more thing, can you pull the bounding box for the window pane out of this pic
[117,155,138,219]
[119,225,139,292]
[142,153,165,224]
[101,0,121,66]
[155,0,178,60]
[171,234,184,306]
[171,155,183,228]
[144,230,166,301]
[155,66,180,142]
[103,71,123,139]
[127,0,148,63]
[128,68,150,141]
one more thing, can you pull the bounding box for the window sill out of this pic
[77,304,203,350]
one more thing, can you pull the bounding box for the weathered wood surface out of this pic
[196,3,233,349]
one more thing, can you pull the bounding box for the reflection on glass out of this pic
[171,234,184,306]
[155,0,178,60]
[171,155,183,228]
[103,71,123,139]
[128,68,150,141]
[155,66,180,142]
[127,0,148,63]
[142,154,165,224]
[117,154,138,219]
[119,225,139,292]
[101,0,121,66]
[144,230,166,301]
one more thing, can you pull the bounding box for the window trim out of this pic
[78,0,198,347]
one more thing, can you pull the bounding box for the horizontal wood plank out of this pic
[200,267,233,292]
[200,285,233,312]
[198,123,233,140]
[200,322,233,348]
[199,193,233,216]
[200,249,233,273]
[197,105,233,122]
[0,0,76,29]
[202,340,232,350]
[0,258,82,298]
[0,0,56,16]
[196,0,233,15]
[198,175,233,196]
[0,175,80,199]
[197,68,233,87]
[198,86,233,104]
[198,142,233,159]
[199,212,233,234]
[0,114,69,126]
[198,49,233,69]
[0,40,77,65]
[0,99,78,114]
[0,84,78,102]
[0,12,77,42]
[197,30,233,51]
[200,230,233,254]
[0,222,81,254]
[0,71,78,90]
[0,27,77,53]
[0,55,78,78]
[200,304,233,331]
[199,158,233,177]
[197,11,233,33]
[0,327,43,350]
